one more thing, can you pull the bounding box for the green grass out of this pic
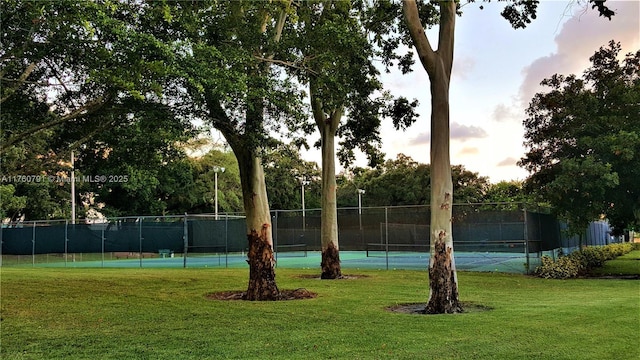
[1,268,638,360]
[591,250,640,276]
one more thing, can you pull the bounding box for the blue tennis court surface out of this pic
[9,250,539,273]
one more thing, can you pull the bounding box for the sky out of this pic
[300,0,640,183]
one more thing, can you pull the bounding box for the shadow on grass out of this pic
[386,302,493,315]
[206,288,318,301]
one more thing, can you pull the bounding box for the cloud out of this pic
[492,103,522,123]
[497,157,519,167]
[519,1,640,104]
[407,132,430,146]
[450,122,488,141]
[406,122,487,146]
[457,147,480,156]
[452,55,476,80]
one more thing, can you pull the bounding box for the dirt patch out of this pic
[296,274,369,280]
[206,288,317,301]
[386,302,493,315]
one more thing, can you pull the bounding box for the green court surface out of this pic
[3,250,537,273]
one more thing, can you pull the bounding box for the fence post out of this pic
[183,213,188,269]
[225,214,228,268]
[32,221,36,267]
[385,207,389,270]
[139,217,143,268]
[523,208,530,274]
[274,210,278,264]
[65,220,68,268]
[101,227,105,268]
[0,220,3,268]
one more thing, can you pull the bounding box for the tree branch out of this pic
[204,92,242,152]
[402,0,437,76]
[309,78,326,129]
[0,62,37,104]
[1,95,109,150]
[273,0,290,44]
[437,0,456,77]
[253,56,318,75]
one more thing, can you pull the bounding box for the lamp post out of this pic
[213,166,225,220]
[357,188,365,230]
[71,150,76,224]
[299,177,310,231]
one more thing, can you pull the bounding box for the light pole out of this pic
[213,166,225,220]
[71,150,76,224]
[299,177,310,231]
[357,188,365,230]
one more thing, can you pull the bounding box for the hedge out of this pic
[533,243,634,279]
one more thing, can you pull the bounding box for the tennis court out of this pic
[4,249,538,273]
[2,205,583,274]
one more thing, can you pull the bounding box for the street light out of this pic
[357,189,365,213]
[357,189,365,230]
[71,150,76,225]
[213,166,225,220]
[299,177,310,231]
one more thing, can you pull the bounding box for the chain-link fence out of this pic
[1,204,625,273]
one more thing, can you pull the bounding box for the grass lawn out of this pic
[1,267,638,360]
[590,250,640,277]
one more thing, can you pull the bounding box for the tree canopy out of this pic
[520,41,639,235]
[0,0,195,220]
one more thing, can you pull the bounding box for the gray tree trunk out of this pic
[311,83,343,279]
[236,148,280,300]
[403,0,462,314]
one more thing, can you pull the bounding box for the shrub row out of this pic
[534,243,634,279]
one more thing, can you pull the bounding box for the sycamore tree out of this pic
[151,1,304,300]
[520,41,639,237]
[280,1,418,278]
[363,0,616,313]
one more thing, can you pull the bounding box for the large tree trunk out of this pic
[201,2,291,301]
[426,67,462,314]
[236,148,280,300]
[319,118,342,279]
[403,0,462,314]
[311,83,342,279]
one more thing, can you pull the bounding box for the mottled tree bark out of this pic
[236,149,280,300]
[403,0,463,313]
[312,81,343,279]
[244,225,280,301]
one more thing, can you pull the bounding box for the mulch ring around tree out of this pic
[387,302,493,315]
[206,288,317,301]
